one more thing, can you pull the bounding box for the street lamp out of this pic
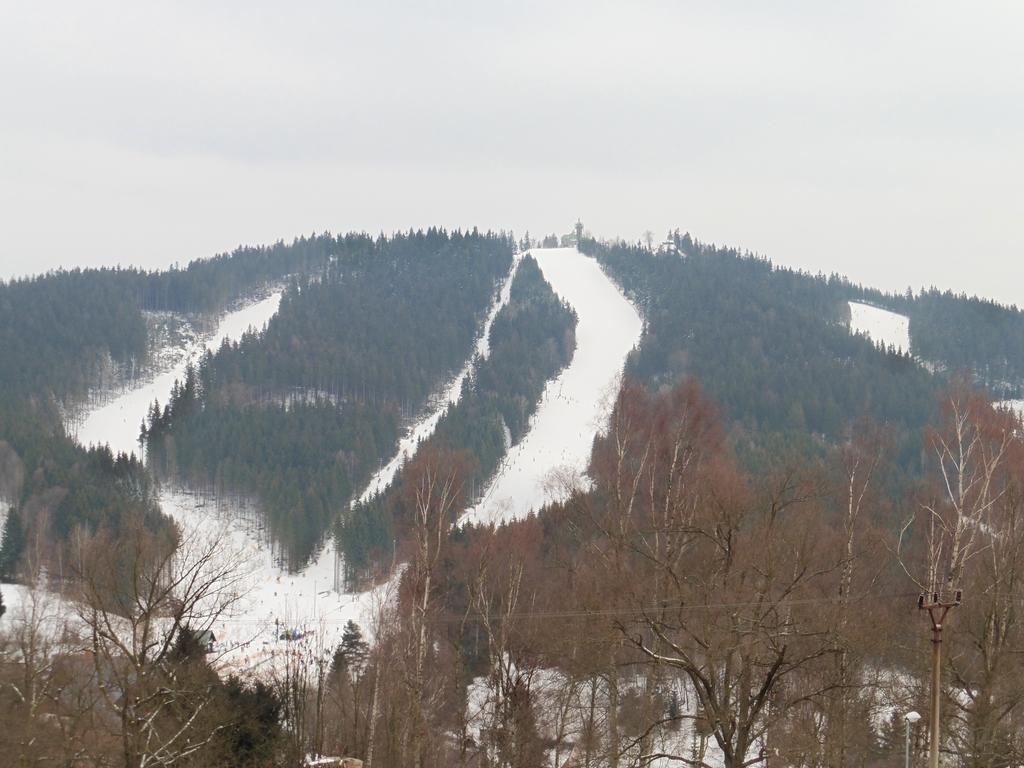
[905,711,922,768]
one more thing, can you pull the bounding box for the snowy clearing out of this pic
[70,293,282,459]
[848,301,910,353]
[463,247,642,525]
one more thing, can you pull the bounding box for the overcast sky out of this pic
[1,1,1022,306]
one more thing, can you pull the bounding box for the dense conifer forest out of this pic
[904,290,1024,391]
[186,229,513,408]
[845,279,1024,394]
[0,231,466,575]
[144,229,515,565]
[0,232,347,404]
[583,236,952,470]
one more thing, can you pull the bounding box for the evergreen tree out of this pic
[333,620,369,674]
[0,510,25,580]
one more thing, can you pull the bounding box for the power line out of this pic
[212,588,923,627]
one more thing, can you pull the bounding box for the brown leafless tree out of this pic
[588,381,843,768]
[69,515,251,768]
[400,446,471,768]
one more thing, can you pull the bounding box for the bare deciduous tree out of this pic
[70,515,251,768]
[588,381,842,768]
[400,446,471,768]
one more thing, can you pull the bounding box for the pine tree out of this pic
[0,510,25,581]
[333,620,369,674]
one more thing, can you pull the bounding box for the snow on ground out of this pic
[70,293,282,459]
[213,256,527,667]
[53,290,384,674]
[848,301,911,354]
[47,262,522,674]
[463,247,642,525]
[997,399,1024,419]
[0,582,36,621]
[353,255,522,506]
[157,487,402,676]
[39,247,629,675]
[466,666,732,768]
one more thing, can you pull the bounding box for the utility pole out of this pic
[918,590,961,768]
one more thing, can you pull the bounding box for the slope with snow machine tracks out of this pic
[463,247,642,525]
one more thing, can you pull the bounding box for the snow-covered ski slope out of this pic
[848,301,910,353]
[41,248,633,668]
[464,247,642,525]
[45,259,522,671]
[154,490,394,675]
[71,293,282,458]
[353,255,522,506]
[190,260,522,667]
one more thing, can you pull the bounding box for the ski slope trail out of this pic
[56,259,523,670]
[463,247,642,525]
[848,301,910,353]
[185,257,522,665]
[71,293,282,458]
[352,255,522,506]
[55,292,376,670]
[21,267,530,674]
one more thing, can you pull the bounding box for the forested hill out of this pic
[878,289,1024,393]
[0,270,148,403]
[191,229,514,409]
[144,229,515,566]
[0,232,348,406]
[583,236,942,467]
[2,230,510,577]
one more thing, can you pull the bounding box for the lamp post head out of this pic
[905,710,922,724]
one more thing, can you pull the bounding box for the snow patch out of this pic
[848,301,910,354]
[0,499,8,547]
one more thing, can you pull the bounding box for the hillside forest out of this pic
[2,230,1024,767]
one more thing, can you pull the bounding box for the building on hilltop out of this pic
[560,219,585,249]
